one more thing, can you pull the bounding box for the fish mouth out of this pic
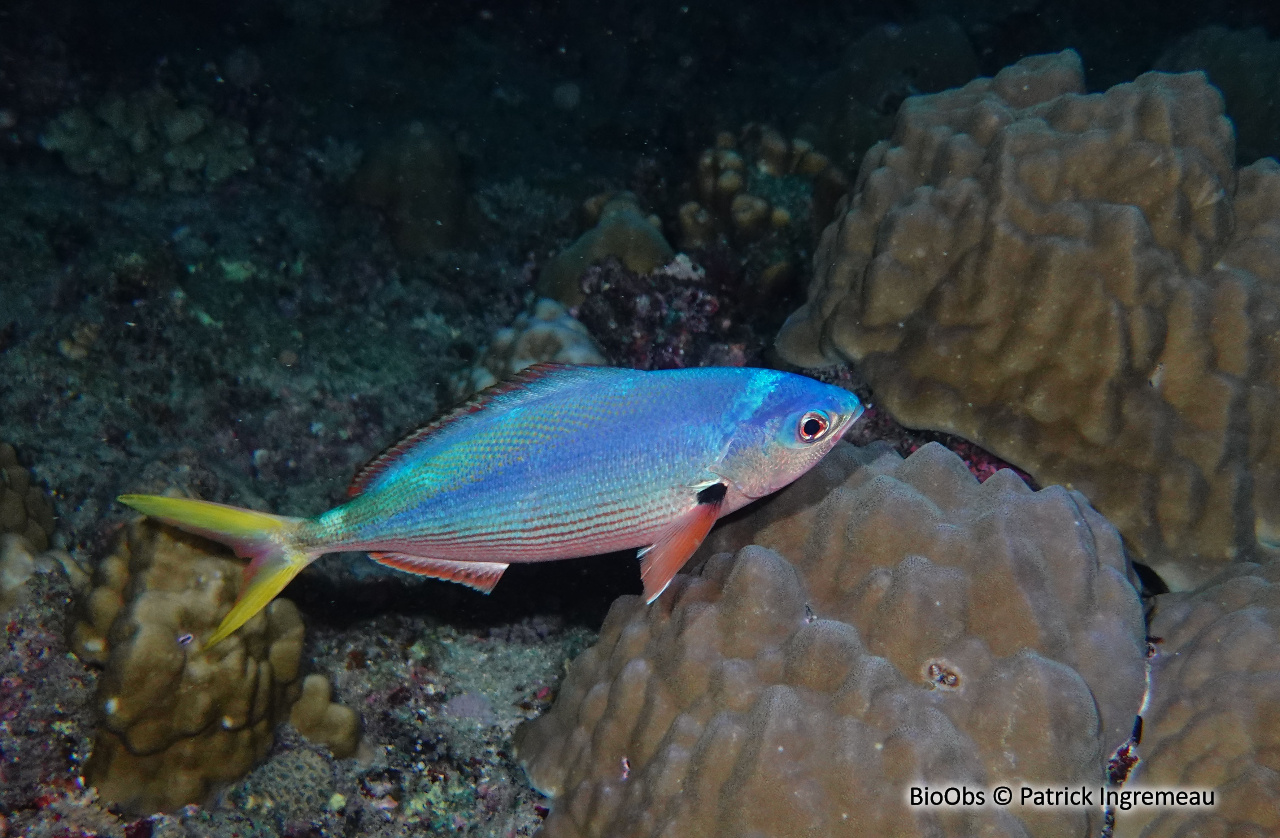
[832,411,852,433]
[833,405,864,437]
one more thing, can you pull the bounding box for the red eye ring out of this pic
[798,410,830,442]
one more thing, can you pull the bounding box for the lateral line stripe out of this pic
[432,513,665,545]
[408,504,674,545]
[424,498,667,538]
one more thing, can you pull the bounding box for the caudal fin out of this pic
[117,494,314,647]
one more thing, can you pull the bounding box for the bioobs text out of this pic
[908,786,986,807]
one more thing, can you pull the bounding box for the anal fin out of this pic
[369,552,509,594]
[638,483,727,603]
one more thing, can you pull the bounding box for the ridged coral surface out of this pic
[776,49,1280,589]
[515,442,1146,837]
[1116,557,1280,837]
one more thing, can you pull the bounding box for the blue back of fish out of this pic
[307,366,776,559]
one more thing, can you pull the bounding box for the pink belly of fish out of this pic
[346,502,683,563]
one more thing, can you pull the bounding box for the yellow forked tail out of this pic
[116,494,313,648]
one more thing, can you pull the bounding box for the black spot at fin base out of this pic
[697,483,728,505]
[639,484,728,603]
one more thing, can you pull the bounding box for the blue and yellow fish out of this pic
[120,364,863,646]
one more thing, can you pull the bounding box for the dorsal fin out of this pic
[348,363,599,497]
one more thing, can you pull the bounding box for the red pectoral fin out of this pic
[638,483,727,603]
[369,552,509,594]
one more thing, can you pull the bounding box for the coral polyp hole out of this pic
[925,661,961,689]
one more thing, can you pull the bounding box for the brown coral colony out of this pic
[677,125,849,253]
[515,48,1280,838]
[74,517,358,814]
[778,49,1280,591]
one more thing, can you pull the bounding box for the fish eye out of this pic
[797,410,831,443]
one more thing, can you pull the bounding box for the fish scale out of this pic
[118,363,864,647]
[334,374,720,550]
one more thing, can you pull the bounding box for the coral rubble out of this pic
[11,5,1280,835]
[516,442,1146,837]
[778,49,1280,589]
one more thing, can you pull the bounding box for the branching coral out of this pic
[74,517,358,814]
[678,126,848,251]
[778,49,1280,589]
[516,442,1146,837]
[673,126,849,303]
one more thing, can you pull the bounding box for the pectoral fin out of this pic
[369,552,509,593]
[638,483,727,603]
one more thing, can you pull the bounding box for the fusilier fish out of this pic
[119,364,864,647]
